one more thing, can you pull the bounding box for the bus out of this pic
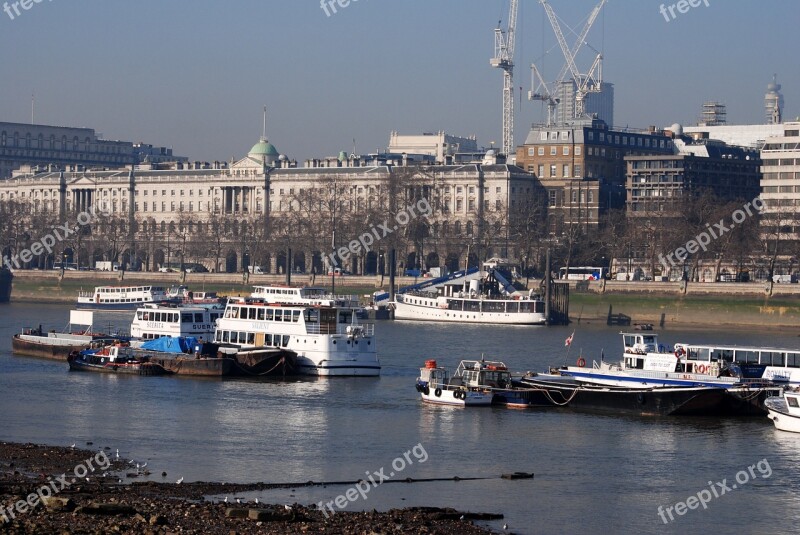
[559,266,606,281]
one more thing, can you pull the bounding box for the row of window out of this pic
[534,164,583,179]
[215,330,290,348]
[224,306,302,323]
[0,132,127,154]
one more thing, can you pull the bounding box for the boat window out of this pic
[282,335,290,346]
[222,331,229,343]
[137,312,143,320]
[274,310,283,322]
[760,352,783,366]
[172,313,179,323]
[266,309,274,321]
[735,350,759,364]
[788,396,800,408]
[534,301,545,313]
[257,309,265,321]
[182,314,193,323]
[247,332,255,344]
[194,313,203,323]
[465,301,480,312]
[266,334,273,345]
[339,311,353,323]
[787,353,800,368]
[292,310,301,322]
[484,301,504,312]
[686,348,709,361]
[506,302,519,313]
[305,309,319,323]
[711,349,733,362]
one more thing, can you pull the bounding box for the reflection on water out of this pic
[2,303,800,533]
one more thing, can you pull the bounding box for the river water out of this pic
[1,302,799,534]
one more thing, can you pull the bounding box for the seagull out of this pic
[255,498,259,504]
[85,477,90,483]
[176,477,184,485]
[284,505,292,511]
[236,498,241,504]
[140,462,147,469]
[118,478,123,484]
[115,449,119,460]
[129,460,135,465]
[503,524,509,530]
[223,496,228,503]
[136,463,140,471]
[460,515,465,521]
[70,443,75,449]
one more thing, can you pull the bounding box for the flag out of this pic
[565,331,574,347]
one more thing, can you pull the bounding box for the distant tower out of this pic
[698,101,727,126]
[765,74,784,124]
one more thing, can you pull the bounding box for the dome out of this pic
[338,151,348,162]
[249,138,279,157]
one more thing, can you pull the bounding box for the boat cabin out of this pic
[455,360,512,388]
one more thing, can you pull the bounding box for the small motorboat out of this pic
[416,360,493,406]
[68,345,169,376]
[765,390,800,432]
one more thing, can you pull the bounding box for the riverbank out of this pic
[0,442,496,534]
[6,271,800,328]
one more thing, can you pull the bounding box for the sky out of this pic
[1,0,798,163]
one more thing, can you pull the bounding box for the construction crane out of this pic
[540,0,607,120]
[528,63,559,126]
[490,0,518,157]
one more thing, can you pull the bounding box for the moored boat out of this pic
[765,390,800,432]
[519,374,731,416]
[77,285,179,310]
[12,310,117,360]
[67,346,170,376]
[415,360,493,406]
[130,303,222,340]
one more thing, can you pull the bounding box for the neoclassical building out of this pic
[0,135,545,275]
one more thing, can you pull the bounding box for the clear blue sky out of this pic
[1,0,797,162]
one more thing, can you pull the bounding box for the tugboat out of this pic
[416,359,557,408]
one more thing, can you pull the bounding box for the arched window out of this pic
[466,221,473,236]
[454,221,462,235]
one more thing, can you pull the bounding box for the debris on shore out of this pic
[0,442,500,534]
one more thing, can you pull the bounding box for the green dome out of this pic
[249,137,279,157]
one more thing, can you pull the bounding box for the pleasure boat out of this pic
[392,260,546,325]
[214,296,379,376]
[250,285,360,308]
[77,285,178,310]
[765,390,800,432]
[130,304,223,340]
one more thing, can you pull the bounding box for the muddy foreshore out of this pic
[0,442,500,534]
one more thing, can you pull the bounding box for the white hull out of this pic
[767,408,800,433]
[393,300,546,325]
[564,365,742,388]
[419,389,493,406]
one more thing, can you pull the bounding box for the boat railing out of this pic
[304,323,375,337]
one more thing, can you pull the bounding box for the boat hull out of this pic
[146,356,233,377]
[519,376,730,416]
[231,349,296,377]
[765,397,800,432]
[393,300,546,325]
[417,385,493,406]
[12,334,88,360]
[68,356,169,376]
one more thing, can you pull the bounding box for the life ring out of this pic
[434,388,442,397]
[675,347,686,358]
[577,357,586,367]
[696,364,707,374]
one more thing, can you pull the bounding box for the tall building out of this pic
[554,80,614,127]
[0,121,187,179]
[698,102,727,126]
[760,122,800,240]
[765,75,784,125]
[516,118,673,233]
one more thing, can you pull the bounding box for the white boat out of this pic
[766,391,800,432]
[213,296,379,377]
[415,359,494,406]
[167,286,226,306]
[393,260,546,325]
[77,285,177,310]
[250,285,360,308]
[130,304,223,340]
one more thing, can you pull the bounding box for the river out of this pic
[1,302,799,534]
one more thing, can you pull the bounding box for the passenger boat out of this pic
[393,260,546,325]
[11,310,116,360]
[765,390,800,432]
[214,295,379,376]
[167,286,226,306]
[416,359,556,408]
[67,345,169,376]
[250,285,360,308]
[518,374,732,416]
[130,304,223,340]
[77,285,178,310]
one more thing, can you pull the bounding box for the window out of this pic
[540,131,547,140]
[456,199,463,211]
[550,147,557,156]
[550,165,557,177]
[563,164,570,177]
[528,148,535,156]
[575,146,582,156]
[548,190,557,207]
[572,190,578,203]
[468,199,475,211]
[538,165,544,177]
[563,146,570,155]
[538,147,545,156]
[588,131,594,141]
